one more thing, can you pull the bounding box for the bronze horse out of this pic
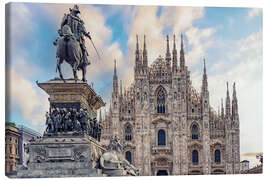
[55,25,87,82]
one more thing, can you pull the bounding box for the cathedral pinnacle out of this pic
[135,34,141,69]
[165,35,171,67]
[173,34,176,50]
[166,35,171,57]
[233,82,237,99]
[172,34,178,73]
[144,35,146,51]
[226,82,231,118]
[232,82,239,120]
[201,58,208,95]
[114,59,117,75]
[203,58,206,74]
[221,98,224,118]
[120,80,123,97]
[180,33,185,69]
[136,34,139,51]
[113,59,119,96]
[143,35,148,67]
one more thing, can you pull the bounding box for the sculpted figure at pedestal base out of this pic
[99,136,139,176]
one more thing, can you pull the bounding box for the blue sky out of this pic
[6,3,262,167]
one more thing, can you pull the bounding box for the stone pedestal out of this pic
[16,79,106,178]
[37,78,105,116]
[16,135,106,178]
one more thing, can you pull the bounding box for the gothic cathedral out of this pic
[101,34,240,176]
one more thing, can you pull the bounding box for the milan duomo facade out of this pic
[100,34,240,176]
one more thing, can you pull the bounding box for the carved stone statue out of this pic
[99,136,139,176]
[53,4,97,82]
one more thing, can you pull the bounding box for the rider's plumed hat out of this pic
[70,4,80,13]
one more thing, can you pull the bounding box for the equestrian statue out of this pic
[53,4,100,82]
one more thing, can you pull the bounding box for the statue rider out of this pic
[57,4,91,66]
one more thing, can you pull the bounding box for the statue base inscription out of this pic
[16,135,106,178]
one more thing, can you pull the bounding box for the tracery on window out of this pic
[157,87,166,114]
[125,123,132,141]
[191,124,199,139]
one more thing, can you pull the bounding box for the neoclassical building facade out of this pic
[101,34,240,176]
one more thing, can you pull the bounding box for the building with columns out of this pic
[101,34,240,176]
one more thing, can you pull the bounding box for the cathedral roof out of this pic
[151,55,166,69]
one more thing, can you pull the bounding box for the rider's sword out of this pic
[89,37,101,60]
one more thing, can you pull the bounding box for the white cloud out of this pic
[185,27,215,67]
[248,8,262,19]
[9,67,49,129]
[160,6,204,36]
[9,3,36,39]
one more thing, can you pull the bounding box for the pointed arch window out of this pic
[125,124,132,141]
[192,150,199,165]
[158,129,166,146]
[157,88,166,114]
[191,124,199,139]
[125,151,132,164]
[215,149,221,163]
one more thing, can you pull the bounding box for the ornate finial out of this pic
[144,35,146,49]
[181,33,183,49]
[166,35,170,57]
[173,34,176,49]
[120,80,123,96]
[136,34,139,50]
[203,58,206,74]
[114,59,117,74]
[233,82,237,98]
